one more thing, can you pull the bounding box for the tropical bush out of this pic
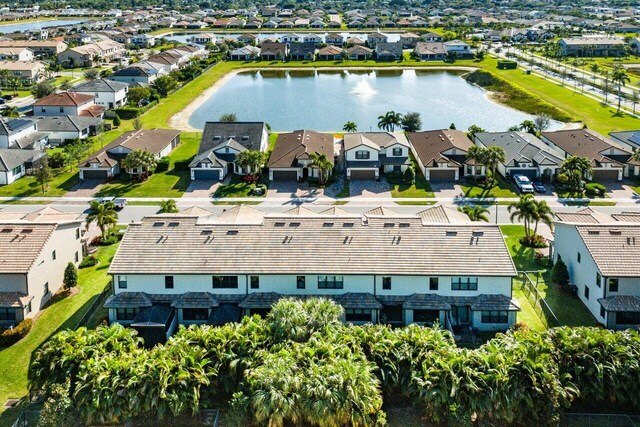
[585,182,606,197]
[29,299,640,425]
[155,157,170,172]
[79,255,98,268]
[0,318,32,347]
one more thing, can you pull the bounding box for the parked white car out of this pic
[513,174,534,193]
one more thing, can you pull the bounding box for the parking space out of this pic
[429,181,465,198]
[183,179,226,198]
[65,180,104,197]
[349,179,392,198]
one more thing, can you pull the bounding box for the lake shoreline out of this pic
[169,66,480,132]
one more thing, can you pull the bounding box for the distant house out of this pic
[421,31,444,42]
[260,42,288,60]
[33,115,102,145]
[325,33,344,46]
[0,47,34,61]
[70,79,129,109]
[57,40,125,67]
[317,45,343,61]
[474,131,565,181]
[0,60,45,83]
[288,42,316,60]
[443,40,473,58]
[344,132,411,180]
[367,32,388,48]
[346,45,374,60]
[192,33,217,44]
[375,42,403,61]
[238,33,258,45]
[189,122,269,181]
[279,33,300,43]
[268,130,335,181]
[0,40,67,56]
[609,129,640,152]
[408,130,484,181]
[131,34,156,48]
[109,65,158,86]
[558,37,625,57]
[0,118,47,150]
[79,129,180,180]
[541,130,638,181]
[33,92,105,119]
[0,148,46,185]
[413,42,446,60]
[229,45,261,61]
[399,32,421,48]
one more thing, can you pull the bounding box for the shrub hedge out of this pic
[0,318,33,347]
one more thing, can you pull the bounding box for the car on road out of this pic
[98,197,127,210]
[532,181,547,193]
[513,174,535,193]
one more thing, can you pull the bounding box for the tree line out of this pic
[31,298,640,426]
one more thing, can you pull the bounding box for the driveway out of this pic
[183,178,226,198]
[430,181,465,199]
[267,181,325,199]
[65,180,104,197]
[605,180,637,199]
[349,179,391,198]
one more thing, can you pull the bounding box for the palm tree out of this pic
[601,69,611,103]
[508,195,537,239]
[86,200,118,239]
[309,152,333,184]
[631,90,639,115]
[377,111,402,132]
[235,150,267,179]
[519,120,536,134]
[121,149,157,180]
[589,63,599,86]
[531,198,553,238]
[460,205,490,222]
[343,121,357,132]
[159,199,178,213]
[611,66,631,113]
[484,146,506,185]
[0,68,9,86]
[1,106,19,118]
[560,155,593,191]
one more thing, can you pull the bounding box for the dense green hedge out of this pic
[29,299,640,426]
[0,318,32,347]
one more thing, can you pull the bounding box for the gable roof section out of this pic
[70,78,129,93]
[34,115,101,132]
[83,129,179,168]
[33,91,95,107]
[475,131,564,167]
[407,129,473,167]
[344,132,409,152]
[542,129,635,167]
[574,224,640,277]
[0,149,44,172]
[268,130,334,168]
[0,223,56,273]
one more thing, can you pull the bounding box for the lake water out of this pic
[188,69,560,132]
[0,18,87,34]
[164,31,402,44]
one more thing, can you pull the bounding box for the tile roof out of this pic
[0,292,32,308]
[541,130,636,168]
[417,205,471,224]
[0,223,56,273]
[407,129,474,168]
[33,91,95,107]
[555,207,612,224]
[171,292,220,308]
[404,293,450,310]
[70,78,129,93]
[575,224,640,277]
[0,149,44,172]
[611,212,640,223]
[598,295,640,312]
[474,131,564,167]
[109,216,517,277]
[268,130,334,168]
[344,132,409,152]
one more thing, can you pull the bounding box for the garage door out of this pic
[593,169,620,182]
[350,169,376,180]
[429,169,456,181]
[193,169,220,180]
[509,169,538,180]
[81,169,109,180]
[272,170,298,181]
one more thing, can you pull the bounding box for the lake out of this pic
[164,31,403,44]
[0,18,87,34]
[188,69,561,132]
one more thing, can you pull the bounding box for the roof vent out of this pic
[1,228,12,233]
[627,236,636,245]
[213,135,221,140]
[343,222,354,228]
[587,230,600,235]
[168,221,180,227]
[274,222,285,227]
[21,229,33,234]
[201,230,212,235]
[227,230,238,235]
[323,222,334,227]
[399,223,410,228]
[153,221,165,227]
[384,222,395,228]
[446,231,457,236]
[610,229,622,235]
[242,136,249,140]
[472,231,484,237]
[289,222,300,227]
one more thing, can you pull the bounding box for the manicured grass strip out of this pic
[461,175,518,198]
[0,243,118,421]
[213,174,267,198]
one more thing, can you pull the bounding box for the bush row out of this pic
[29,299,640,426]
[0,319,33,347]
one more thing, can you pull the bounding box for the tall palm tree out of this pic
[121,149,157,180]
[460,205,490,222]
[508,195,537,239]
[235,150,267,179]
[531,198,553,238]
[560,155,593,191]
[309,153,333,185]
[484,146,506,185]
[377,111,402,132]
[342,121,357,132]
[589,63,599,86]
[611,66,631,113]
[601,69,611,103]
[86,200,118,239]
[631,90,639,115]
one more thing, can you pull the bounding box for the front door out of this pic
[452,305,470,325]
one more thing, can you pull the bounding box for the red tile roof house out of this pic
[79,129,180,181]
[32,92,105,119]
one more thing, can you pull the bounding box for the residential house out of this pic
[64,32,93,45]
[541,130,638,181]
[0,40,67,56]
[104,208,519,335]
[229,45,261,61]
[268,130,334,181]
[346,45,374,60]
[474,131,565,181]
[0,47,34,61]
[33,92,105,119]
[70,79,129,109]
[558,37,626,57]
[302,34,323,45]
[79,128,180,180]
[0,215,83,327]
[57,40,125,67]
[237,33,258,45]
[288,42,316,60]
[444,40,473,59]
[325,33,344,46]
[33,115,102,145]
[0,148,46,185]
[421,31,443,42]
[399,32,421,48]
[279,33,300,43]
[0,118,48,150]
[408,130,484,181]
[192,33,217,44]
[131,34,156,47]
[109,65,159,86]
[609,130,640,152]
[317,45,343,61]
[189,122,269,181]
[553,220,640,329]
[260,42,288,61]
[0,60,46,83]
[367,32,388,48]
[413,42,446,60]
[344,132,411,180]
[375,42,403,61]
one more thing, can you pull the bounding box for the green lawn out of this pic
[0,243,118,422]
[213,174,268,198]
[500,225,597,328]
[388,157,435,199]
[0,167,78,198]
[335,180,350,199]
[461,175,518,198]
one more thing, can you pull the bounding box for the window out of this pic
[43,282,49,297]
[212,276,238,289]
[481,310,509,323]
[74,252,79,263]
[429,277,439,291]
[183,308,209,321]
[596,272,601,288]
[318,276,343,289]
[0,308,16,321]
[451,277,478,291]
[392,147,402,156]
[165,276,174,289]
[577,252,581,263]
[355,150,370,160]
[118,276,127,289]
[600,306,606,319]
[59,106,64,113]
[52,250,56,260]
[393,165,401,172]
[382,277,391,290]
[584,286,590,300]
[297,276,305,289]
[345,308,372,322]
[381,305,403,323]
[617,311,640,325]
[11,165,21,176]
[116,308,138,321]
[250,275,259,289]
[413,309,439,323]
[608,278,619,292]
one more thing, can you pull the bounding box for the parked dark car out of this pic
[532,181,546,193]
